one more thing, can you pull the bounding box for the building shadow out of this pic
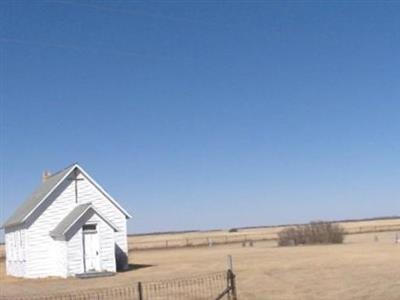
[118,263,154,273]
[115,244,129,271]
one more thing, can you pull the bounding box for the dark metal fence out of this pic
[345,224,400,235]
[2,270,237,300]
[129,233,276,251]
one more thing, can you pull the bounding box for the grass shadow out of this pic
[118,263,155,273]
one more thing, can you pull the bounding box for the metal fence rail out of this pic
[129,233,276,251]
[1,270,237,300]
[139,271,233,300]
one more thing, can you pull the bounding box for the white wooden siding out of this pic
[5,226,27,277]
[67,228,84,275]
[53,240,67,278]
[25,179,76,278]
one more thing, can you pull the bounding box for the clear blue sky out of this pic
[1,1,399,234]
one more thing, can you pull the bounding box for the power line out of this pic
[0,37,165,59]
[47,0,224,27]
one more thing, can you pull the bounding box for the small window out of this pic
[83,224,97,231]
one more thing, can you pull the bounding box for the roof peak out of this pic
[45,162,80,179]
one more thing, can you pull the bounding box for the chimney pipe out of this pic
[42,170,51,182]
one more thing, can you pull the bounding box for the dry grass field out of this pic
[2,224,400,299]
[128,218,400,250]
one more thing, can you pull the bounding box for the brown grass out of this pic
[2,230,400,299]
[128,218,400,250]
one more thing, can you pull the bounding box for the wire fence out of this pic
[344,224,400,235]
[1,270,237,300]
[128,224,400,251]
[128,233,276,251]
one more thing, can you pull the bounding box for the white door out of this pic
[83,231,100,272]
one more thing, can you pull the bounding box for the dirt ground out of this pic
[1,231,400,299]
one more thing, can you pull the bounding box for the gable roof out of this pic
[50,203,119,240]
[2,164,76,229]
[2,163,131,229]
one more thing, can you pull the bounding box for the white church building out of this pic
[1,163,131,278]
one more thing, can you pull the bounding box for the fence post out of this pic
[138,281,143,300]
[227,255,233,271]
[228,269,237,300]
